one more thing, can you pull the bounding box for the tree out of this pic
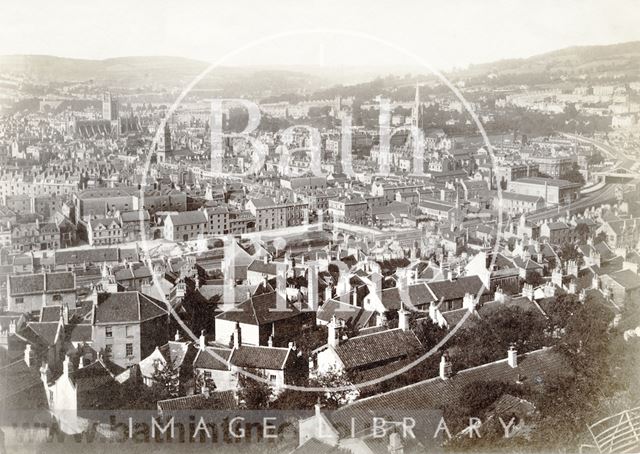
[151,359,181,398]
[452,306,547,371]
[310,368,358,409]
[272,389,318,410]
[194,371,216,395]
[237,369,273,409]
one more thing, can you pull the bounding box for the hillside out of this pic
[0,55,328,95]
[460,41,640,78]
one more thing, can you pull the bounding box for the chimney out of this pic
[234,323,242,349]
[494,286,505,303]
[523,283,534,301]
[324,284,332,302]
[199,330,206,350]
[429,301,437,323]
[439,353,452,380]
[308,263,319,311]
[551,266,563,287]
[462,293,476,311]
[507,345,518,368]
[351,288,358,306]
[592,274,600,290]
[63,304,69,325]
[268,335,274,347]
[40,362,51,385]
[24,344,36,368]
[388,432,404,454]
[543,282,556,298]
[174,330,180,341]
[328,316,340,348]
[62,354,72,376]
[398,307,409,331]
[9,319,16,334]
[201,385,210,398]
[568,280,577,295]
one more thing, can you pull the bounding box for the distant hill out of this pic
[1,40,639,94]
[0,55,329,95]
[460,41,640,78]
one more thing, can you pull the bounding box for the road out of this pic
[562,133,636,170]
[526,184,619,223]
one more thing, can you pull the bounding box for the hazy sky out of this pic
[2,0,639,69]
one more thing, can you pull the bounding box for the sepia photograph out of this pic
[0,1,639,453]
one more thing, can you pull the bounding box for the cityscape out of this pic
[1,2,640,453]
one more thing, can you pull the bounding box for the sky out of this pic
[2,0,640,70]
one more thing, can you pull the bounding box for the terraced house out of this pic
[85,217,123,246]
[90,291,170,367]
[163,210,207,241]
[6,271,76,313]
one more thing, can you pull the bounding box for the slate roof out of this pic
[215,291,304,325]
[120,210,150,222]
[608,269,640,290]
[426,276,485,301]
[55,248,138,266]
[157,391,236,413]
[247,259,279,275]
[330,348,568,437]
[229,345,290,370]
[21,321,61,346]
[167,211,207,226]
[316,299,374,329]
[193,347,232,371]
[39,305,63,322]
[332,328,422,370]
[9,272,75,296]
[380,283,436,311]
[0,359,46,405]
[92,291,167,324]
[67,323,92,343]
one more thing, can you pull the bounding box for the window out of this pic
[52,294,62,302]
[15,297,24,305]
[125,343,133,357]
[105,326,112,338]
[269,374,277,383]
[104,344,112,359]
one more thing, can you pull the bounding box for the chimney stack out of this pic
[174,330,180,341]
[507,345,518,368]
[233,323,242,349]
[328,316,340,348]
[24,344,36,368]
[439,353,452,380]
[199,330,206,350]
[40,362,51,385]
[324,284,333,302]
[398,306,409,331]
[268,335,274,347]
[62,354,72,376]
[388,432,404,454]
[307,263,318,311]
[462,293,476,312]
